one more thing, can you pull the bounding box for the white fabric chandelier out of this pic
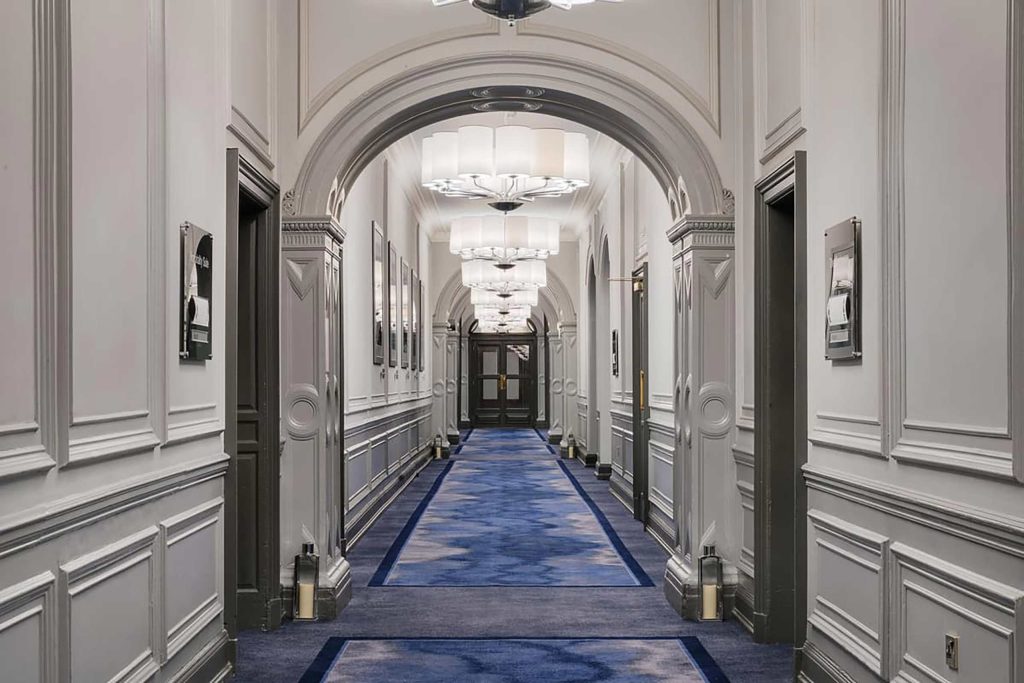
[422,126,589,212]
[461,260,546,292]
[450,215,560,263]
[475,304,532,321]
[471,289,538,307]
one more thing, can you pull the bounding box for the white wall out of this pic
[739,1,1024,680]
[0,0,266,678]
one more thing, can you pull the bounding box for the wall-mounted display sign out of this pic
[411,270,420,371]
[824,217,861,361]
[372,221,385,365]
[388,242,398,368]
[611,329,619,376]
[401,259,411,369]
[179,222,213,361]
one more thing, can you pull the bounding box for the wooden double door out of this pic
[469,335,536,426]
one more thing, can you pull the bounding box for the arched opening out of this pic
[595,235,613,480]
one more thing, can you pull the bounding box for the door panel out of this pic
[470,336,536,426]
[632,264,650,523]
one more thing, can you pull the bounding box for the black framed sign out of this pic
[179,222,213,362]
[372,221,385,365]
[411,270,419,371]
[388,241,398,367]
[611,329,619,376]
[401,259,411,369]
[418,279,425,374]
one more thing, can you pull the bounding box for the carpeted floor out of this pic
[236,428,793,682]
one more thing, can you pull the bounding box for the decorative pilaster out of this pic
[280,216,351,619]
[549,333,565,444]
[663,215,737,620]
[431,321,449,442]
[559,323,580,450]
[445,327,460,443]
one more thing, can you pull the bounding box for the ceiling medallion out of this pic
[433,0,623,26]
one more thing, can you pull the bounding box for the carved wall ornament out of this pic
[721,188,735,215]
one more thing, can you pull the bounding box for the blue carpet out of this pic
[235,427,794,682]
[370,431,651,587]
[300,637,727,682]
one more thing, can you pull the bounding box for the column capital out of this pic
[666,214,735,251]
[283,214,346,246]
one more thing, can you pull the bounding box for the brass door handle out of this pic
[499,374,507,391]
[639,370,646,412]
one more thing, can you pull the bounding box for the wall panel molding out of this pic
[0,455,227,562]
[0,571,57,681]
[59,526,162,682]
[808,510,890,678]
[889,542,1023,682]
[804,464,1024,560]
[881,0,1022,482]
[752,0,808,164]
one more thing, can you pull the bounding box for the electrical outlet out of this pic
[945,633,959,671]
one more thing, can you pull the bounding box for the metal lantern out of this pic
[699,544,724,621]
[566,434,576,460]
[292,542,320,621]
[433,434,444,459]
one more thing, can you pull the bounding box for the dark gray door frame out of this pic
[631,263,649,522]
[753,152,807,652]
[225,150,281,650]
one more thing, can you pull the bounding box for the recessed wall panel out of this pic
[70,0,151,421]
[903,0,1008,431]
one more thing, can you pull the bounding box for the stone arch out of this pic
[288,53,727,223]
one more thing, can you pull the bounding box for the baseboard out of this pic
[595,463,612,480]
[800,639,857,683]
[733,585,755,634]
[646,505,676,551]
[280,557,353,622]
[171,629,232,683]
[548,432,563,445]
[535,419,549,429]
[608,474,633,513]
[447,432,460,445]
[346,447,432,548]
[584,451,598,468]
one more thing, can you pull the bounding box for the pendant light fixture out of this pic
[449,215,560,264]
[422,126,589,212]
[461,259,547,292]
[471,289,539,306]
[432,0,624,26]
[475,304,532,322]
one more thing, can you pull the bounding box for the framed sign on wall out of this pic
[401,260,411,369]
[372,221,385,365]
[411,270,419,371]
[179,222,213,361]
[388,241,398,367]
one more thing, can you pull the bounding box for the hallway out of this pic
[236,429,791,682]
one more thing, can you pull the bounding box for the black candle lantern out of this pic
[567,434,576,460]
[292,542,319,621]
[699,544,723,621]
[433,434,444,459]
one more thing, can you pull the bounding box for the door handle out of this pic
[639,370,645,412]
[499,374,507,391]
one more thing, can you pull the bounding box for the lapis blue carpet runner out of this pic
[301,637,725,682]
[370,429,651,586]
[237,427,794,682]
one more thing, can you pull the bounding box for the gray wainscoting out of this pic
[344,399,433,547]
[647,415,676,551]
[609,407,634,512]
[0,445,230,683]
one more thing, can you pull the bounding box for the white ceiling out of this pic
[383,111,632,241]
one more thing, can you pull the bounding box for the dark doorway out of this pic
[469,334,537,427]
[225,150,281,647]
[753,152,807,655]
[631,263,649,522]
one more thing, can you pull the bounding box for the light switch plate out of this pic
[945,633,959,670]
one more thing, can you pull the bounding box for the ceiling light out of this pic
[432,0,623,26]
[471,289,539,307]
[422,126,589,212]
[461,260,547,292]
[475,305,532,321]
[450,215,560,263]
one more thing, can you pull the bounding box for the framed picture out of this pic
[372,222,384,365]
[418,279,424,373]
[611,329,619,376]
[401,260,411,369]
[388,242,398,367]
[179,222,213,362]
[411,270,419,371]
